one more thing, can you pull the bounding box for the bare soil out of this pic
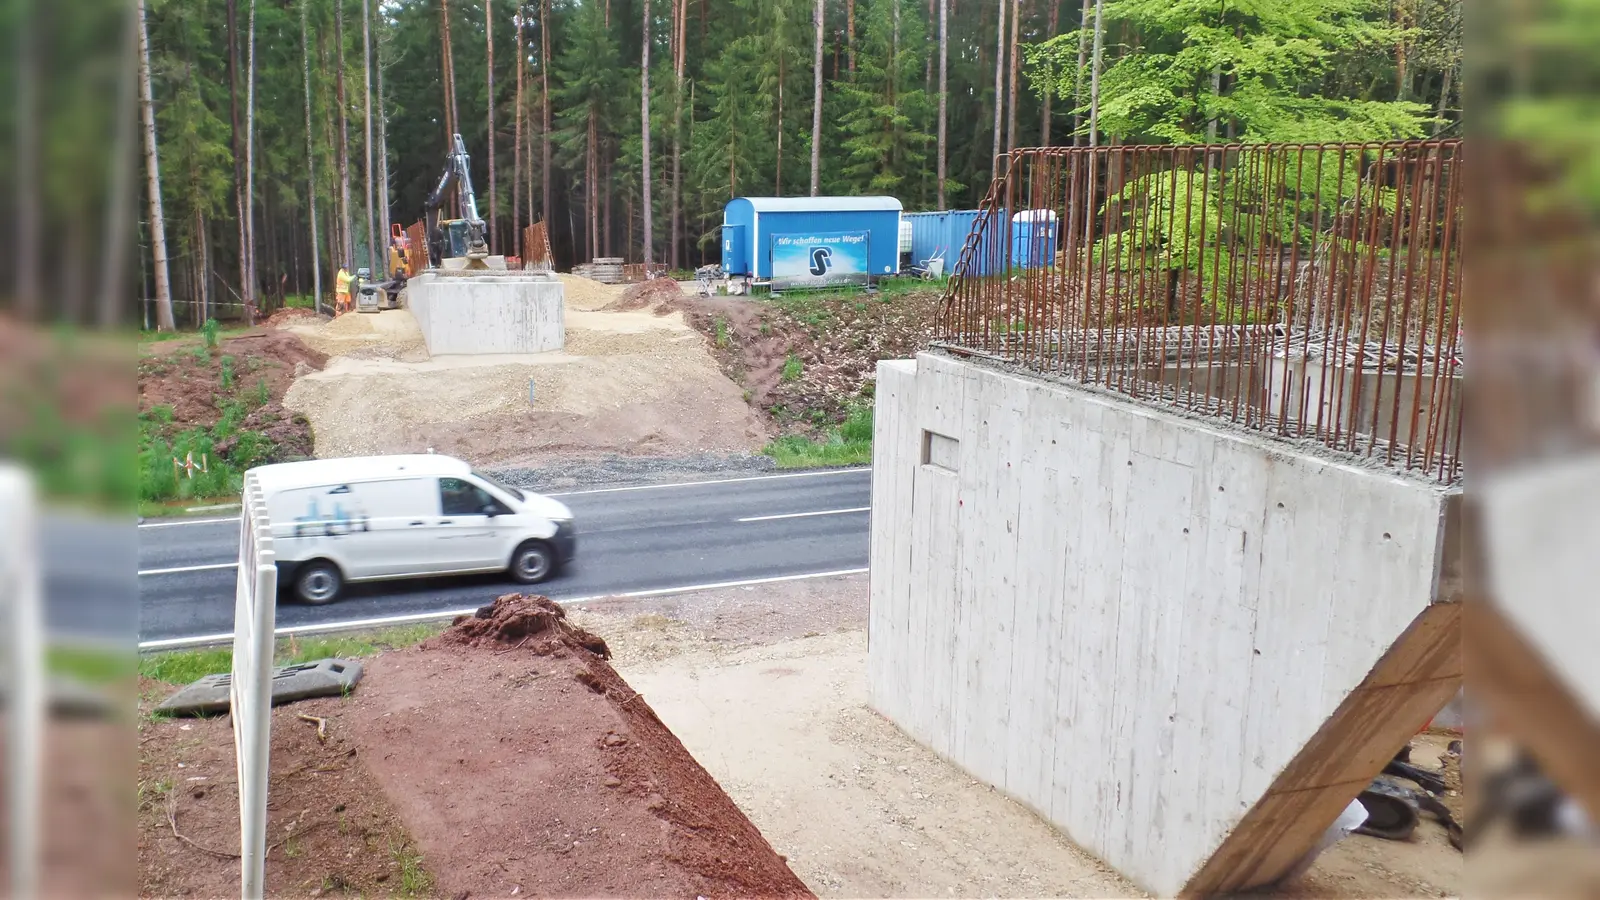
[281,285,767,465]
[138,330,328,461]
[138,683,430,898]
[575,576,1464,900]
[657,287,943,431]
[0,716,134,897]
[340,594,813,900]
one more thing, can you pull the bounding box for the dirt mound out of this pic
[604,277,686,312]
[343,603,815,900]
[140,330,327,431]
[428,593,612,658]
[262,307,329,328]
[672,289,943,430]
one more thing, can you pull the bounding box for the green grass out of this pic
[139,349,281,505]
[392,840,433,897]
[282,293,319,309]
[140,623,445,686]
[48,643,135,685]
[877,275,951,294]
[780,353,804,382]
[762,404,874,469]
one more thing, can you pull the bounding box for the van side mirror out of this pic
[482,503,502,517]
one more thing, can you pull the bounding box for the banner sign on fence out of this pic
[770,231,870,289]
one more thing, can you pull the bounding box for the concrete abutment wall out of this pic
[405,272,565,355]
[868,352,1461,896]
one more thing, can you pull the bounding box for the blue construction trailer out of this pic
[905,209,1024,277]
[721,196,904,287]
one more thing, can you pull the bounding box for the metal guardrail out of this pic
[941,140,1463,482]
[230,473,277,899]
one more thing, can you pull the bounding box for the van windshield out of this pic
[472,469,525,502]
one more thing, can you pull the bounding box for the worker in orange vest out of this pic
[335,266,353,314]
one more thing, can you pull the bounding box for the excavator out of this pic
[423,133,490,270]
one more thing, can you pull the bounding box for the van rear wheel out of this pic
[509,541,555,584]
[294,560,343,605]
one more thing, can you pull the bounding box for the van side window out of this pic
[439,477,493,516]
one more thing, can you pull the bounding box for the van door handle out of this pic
[409,520,425,526]
[439,519,453,525]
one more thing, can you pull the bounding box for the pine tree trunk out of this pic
[641,0,653,264]
[486,0,497,253]
[138,0,175,331]
[588,111,599,259]
[244,0,258,321]
[442,0,460,147]
[514,12,524,256]
[672,0,686,268]
[603,150,613,257]
[376,21,391,270]
[335,0,353,267]
[198,212,210,324]
[991,0,1006,181]
[846,0,855,75]
[1072,0,1088,145]
[811,0,823,196]
[362,0,377,274]
[1088,0,1103,148]
[541,0,552,228]
[1040,0,1057,144]
[1006,0,1019,152]
[227,0,249,312]
[1433,65,1453,135]
[301,0,323,312]
[101,1,138,327]
[775,54,784,194]
[13,0,39,318]
[937,0,947,207]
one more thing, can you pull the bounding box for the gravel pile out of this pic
[557,274,626,311]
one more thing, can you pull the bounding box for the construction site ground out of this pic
[279,276,769,469]
[137,596,811,900]
[569,575,1465,900]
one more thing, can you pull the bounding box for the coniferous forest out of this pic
[134,0,1463,326]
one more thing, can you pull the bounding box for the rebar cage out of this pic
[939,140,1463,483]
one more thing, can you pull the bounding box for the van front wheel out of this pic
[509,541,555,584]
[294,560,343,605]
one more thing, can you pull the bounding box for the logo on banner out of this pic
[809,247,833,276]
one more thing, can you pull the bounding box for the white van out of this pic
[250,454,575,605]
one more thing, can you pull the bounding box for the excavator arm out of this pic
[422,133,489,267]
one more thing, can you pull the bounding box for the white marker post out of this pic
[230,472,277,899]
[1,467,42,900]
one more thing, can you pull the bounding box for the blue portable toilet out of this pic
[721,196,904,281]
[1011,209,1059,270]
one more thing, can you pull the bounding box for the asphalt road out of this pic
[138,468,872,645]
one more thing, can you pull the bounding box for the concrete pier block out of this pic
[405,272,564,355]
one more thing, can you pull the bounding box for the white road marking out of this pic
[136,567,870,650]
[138,516,242,529]
[139,562,239,576]
[737,506,872,523]
[545,467,869,497]
[135,468,872,529]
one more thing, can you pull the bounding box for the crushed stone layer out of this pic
[280,281,768,464]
